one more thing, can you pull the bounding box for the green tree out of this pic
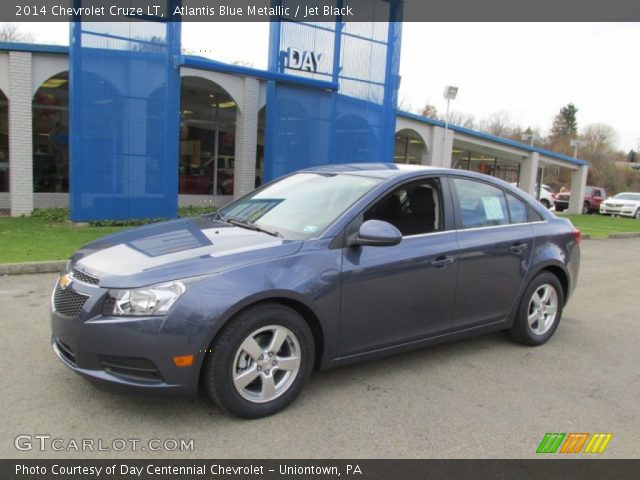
[551,103,578,139]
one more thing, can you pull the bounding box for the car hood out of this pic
[70,216,303,288]
[603,198,638,206]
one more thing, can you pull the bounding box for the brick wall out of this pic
[233,77,259,199]
[8,51,33,216]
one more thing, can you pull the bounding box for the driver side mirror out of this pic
[349,220,402,247]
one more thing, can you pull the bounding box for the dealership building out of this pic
[0,34,589,219]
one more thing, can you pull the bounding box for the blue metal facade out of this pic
[69,6,181,221]
[263,0,403,181]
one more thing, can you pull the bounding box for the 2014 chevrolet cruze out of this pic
[51,164,581,418]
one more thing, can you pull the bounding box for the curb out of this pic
[0,261,66,276]
[608,232,640,239]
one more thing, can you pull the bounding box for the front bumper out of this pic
[50,277,205,397]
[599,206,635,217]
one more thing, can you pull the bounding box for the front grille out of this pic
[53,285,89,317]
[71,267,99,285]
[55,338,77,367]
[99,355,164,383]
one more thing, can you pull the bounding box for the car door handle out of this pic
[509,243,529,254]
[431,255,455,267]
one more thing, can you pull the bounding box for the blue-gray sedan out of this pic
[51,164,581,418]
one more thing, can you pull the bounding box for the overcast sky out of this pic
[5,21,640,151]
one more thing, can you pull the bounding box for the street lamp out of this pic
[521,131,538,146]
[442,85,458,165]
[570,139,587,159]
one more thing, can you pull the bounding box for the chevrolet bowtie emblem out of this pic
[58,274,72,290]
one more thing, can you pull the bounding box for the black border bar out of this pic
[2,0,640,22]
[4,459,640,480]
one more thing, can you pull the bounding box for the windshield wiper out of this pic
[226,218,282,238]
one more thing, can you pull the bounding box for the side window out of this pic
[505,192,528,224]
[528,207,544,222]
[452,178,509,229]
[364,179,443,236]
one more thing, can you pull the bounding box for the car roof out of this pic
[302,163,476,180]
[301,163,527,192]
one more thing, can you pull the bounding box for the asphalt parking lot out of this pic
[1,238,639,459]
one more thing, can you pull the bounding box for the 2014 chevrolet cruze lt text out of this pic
[51,164,581,418]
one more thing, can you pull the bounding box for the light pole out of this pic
[442,85,458,166]
[570,139,587,159]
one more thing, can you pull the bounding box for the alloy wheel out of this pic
[232,325,301,403]
[527,284,559,336]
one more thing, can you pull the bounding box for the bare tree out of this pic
[419,103,438,119]
[478,111,511,137]
[0,24,35,43]
[232,60,255,68]
[581,123,618,162]
[447,111,475,129]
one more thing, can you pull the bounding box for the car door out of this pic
[448,176,534,330]
[338,177,459,357]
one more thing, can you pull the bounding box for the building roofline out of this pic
[0,42,590,168]
[0,41,68,55]
[397,110,589,167]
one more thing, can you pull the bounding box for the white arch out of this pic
[395,127,428,165]
[180,67,244,113]
[0,52,9,98]
[31,55,68,96]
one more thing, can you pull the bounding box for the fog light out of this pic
[173,355,195,367]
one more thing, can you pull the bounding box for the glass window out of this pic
[452,177,509,229]
[364,179,443,236]
[218,173,383,240]
[33,72,69,193]
[529,207,544,222]
[179,77,236,196]
[0,90,8,192]
[506,192,528,224]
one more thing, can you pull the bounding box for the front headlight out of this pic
[102,281,186,316]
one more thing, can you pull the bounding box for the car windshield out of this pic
[216,172,383,240]
[613,193,640,201]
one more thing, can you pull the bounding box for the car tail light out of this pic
[551,193,557,199]
[571,229,581,246]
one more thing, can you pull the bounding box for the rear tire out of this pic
[201,303,315,418]
[540,199,551,209]
[582,202,591,214]
[508,272,564,346]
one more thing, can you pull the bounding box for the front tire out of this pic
[582,201,591,214]
[540,199,551,209]
[202,303,314,418]
[635,208,640,220]
[508,272,564,346]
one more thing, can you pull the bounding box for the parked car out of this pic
[599,192,640,219]
[510,183,555,209]
[51,164,581,418]
[554,186,607,214]
[539,184,556,209]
